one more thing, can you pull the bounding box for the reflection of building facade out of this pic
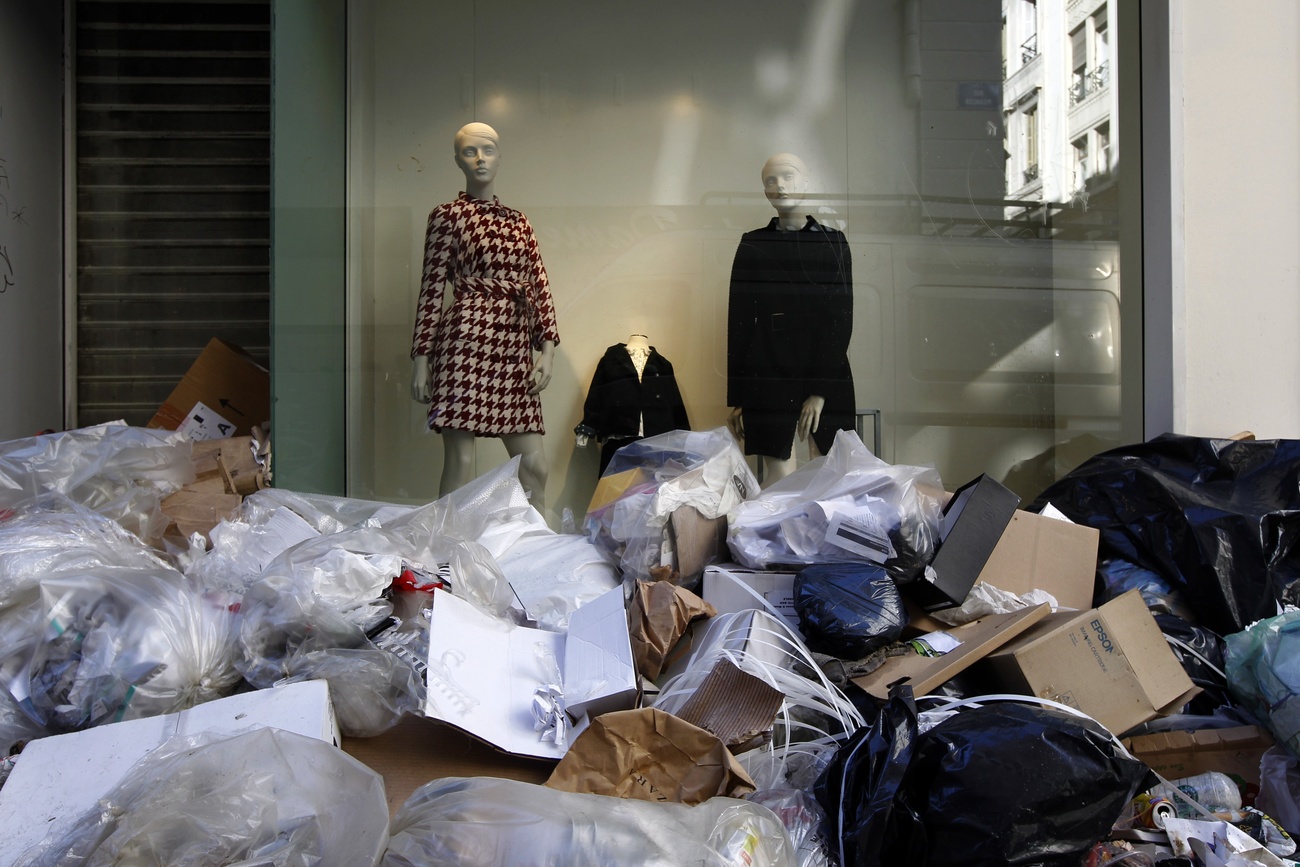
[1003,0,1118,238]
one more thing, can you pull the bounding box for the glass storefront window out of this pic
[327,0,1139,516]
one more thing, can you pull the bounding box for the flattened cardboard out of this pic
[149,338,270,439]
[424,587,637,759]
[0,681,338,860]
[851,603,1050,701]
[673,658,784,749]
[983,589,1200,735]
[701,564,802,636]
[341,714,554,816]
[1123,725,1275,790]
[903,474,1020,612]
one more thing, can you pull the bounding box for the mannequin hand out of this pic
[411,356,433,404]
[527,341,556,395]
[796,395,825,441]
[727,407,745,440]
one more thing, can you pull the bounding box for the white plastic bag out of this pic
[497,532,620,630]
[382,776,795,867]
[727,430,944,581]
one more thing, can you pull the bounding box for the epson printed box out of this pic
[983,589,1199,735]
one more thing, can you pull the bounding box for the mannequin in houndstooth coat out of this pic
[410,122,560,510]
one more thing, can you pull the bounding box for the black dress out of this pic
[726,215,855,459]
[575,343,691,474]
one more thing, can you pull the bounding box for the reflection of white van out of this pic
[558,211,1121,498]
[851,235,1122,493]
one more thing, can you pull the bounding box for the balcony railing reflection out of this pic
[1021,33,1038,64]
[1069,62,1110,105]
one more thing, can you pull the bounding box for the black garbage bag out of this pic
[814,688,919,867]
[817,697,1153,867]
[887,702,1153,867]
[1031,434,1300,635]
[795,563,908,659]
[1155,612,1233,714]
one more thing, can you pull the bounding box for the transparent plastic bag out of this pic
[0,422,194,544]
[6,568,241,733]
[232,526,445,736]
[382,775,795,867]
[655,609,863,795]
[383,456,551,562]
[746,788,832,867]
[0,493,171,615]
[727,430,944,582]
[19,727,390,866]
[585,427,759,582]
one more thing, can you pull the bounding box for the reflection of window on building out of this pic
[1023,103,1040,185]
[1072,136,1089,191]
[1070,6,1111,106]
[1096,122,1111,178]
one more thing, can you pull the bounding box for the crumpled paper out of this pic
[544,707,755,804]
[628,580,715,681]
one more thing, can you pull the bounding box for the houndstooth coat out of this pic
[411,193,561,435]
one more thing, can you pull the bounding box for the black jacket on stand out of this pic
[575,344,690,474]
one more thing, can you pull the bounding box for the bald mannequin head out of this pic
[761,153,809,219]
[454,122,501,199]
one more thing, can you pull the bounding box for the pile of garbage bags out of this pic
[0,422,1299,866]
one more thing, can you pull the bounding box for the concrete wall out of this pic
[1178,2,1300,439]
[0,0,64,439]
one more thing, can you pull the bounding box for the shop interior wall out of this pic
[0,0,64,440]
[1178,1,1300,441]
[347,0,1128,519]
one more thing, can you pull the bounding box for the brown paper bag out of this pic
[629,581,715,681]
[545,708,755,804]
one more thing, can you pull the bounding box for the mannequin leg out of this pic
[759,452,798,486]
[501,431,548,511]
[440,428,476,497]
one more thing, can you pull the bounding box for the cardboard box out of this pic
[1123,725,1275,790]
[982,589,1200,735]
[424,586,637,759]
[905,508,1100,633]
[701,563,802,636]
[341,714,555,816]
[902,474,1020,612]
[148,338,270,439]
[0,681,338,861]
[852,604,1050,701]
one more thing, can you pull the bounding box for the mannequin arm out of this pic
[727,406,745,440]
[411,355,433,403]
[796,395,825,441]
[527,340,557,395]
